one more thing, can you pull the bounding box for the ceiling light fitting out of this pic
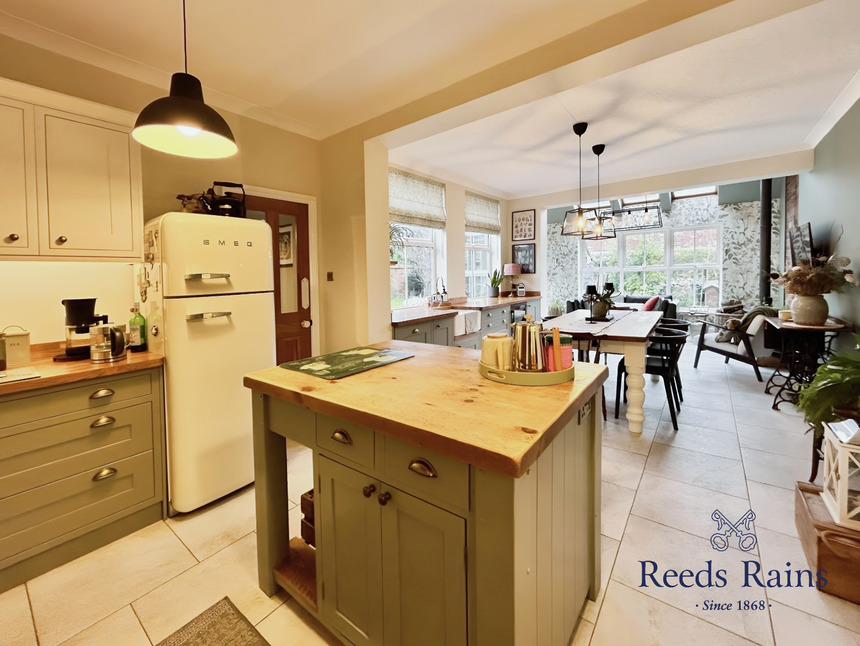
[582,143,615,241]
[607,203,663,231]
[132,0,237,159]
[561,122,589,237]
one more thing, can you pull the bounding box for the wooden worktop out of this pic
[390,307,458,327]
[448,293,540,310]
[244,340,606,478]
[0,342,163,397]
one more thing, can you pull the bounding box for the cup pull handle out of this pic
[90,415,116,429]
[408,458,438,478]
[331,429,353,445]
[92,467,117,481]
[89,388,115,400]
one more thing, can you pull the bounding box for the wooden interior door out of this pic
[245,194,312,362]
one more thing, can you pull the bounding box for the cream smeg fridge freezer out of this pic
[142,212,275,513]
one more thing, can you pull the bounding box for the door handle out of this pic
[362,484,376,498]
[408,458,438,478]
[89,388,115,400]
[378,492,392,506]
[90,415,116,429]
[184,272,231,280]
[92,467,117,481]
[331,429,352,445]
[186,311,232,321]
[300,320,312,328]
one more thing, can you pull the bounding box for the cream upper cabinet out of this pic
[0,97,38,255]
[35,108,142,258]
[0,79,142,261]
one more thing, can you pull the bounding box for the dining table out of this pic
[546,308,664,434]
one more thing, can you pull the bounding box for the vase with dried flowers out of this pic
[771,255,856,325]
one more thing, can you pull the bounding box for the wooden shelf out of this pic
[273,537,317,612]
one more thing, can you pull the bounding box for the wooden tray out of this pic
[479,362,575,386]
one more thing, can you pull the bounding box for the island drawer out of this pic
[0,451,155,564]
[0,373,153,431]
[0,402,153,499]
[381,435,469,511]
[316,415,375,469]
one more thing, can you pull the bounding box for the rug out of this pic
[156,597,270,646]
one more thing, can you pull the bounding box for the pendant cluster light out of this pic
[582,143,615,241]
[560,122,589,237]
[132,0,237,159]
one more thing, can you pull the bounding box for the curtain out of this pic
[389,168,446,230]
[465,191,501,234]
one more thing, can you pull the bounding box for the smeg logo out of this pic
[202,239,254,247]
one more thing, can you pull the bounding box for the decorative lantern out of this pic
[821,421,860,530]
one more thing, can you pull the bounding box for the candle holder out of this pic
[585,284,598,324]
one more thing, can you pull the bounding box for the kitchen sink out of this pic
[454,310,481,336]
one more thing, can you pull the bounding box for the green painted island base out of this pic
[250,392,601,646]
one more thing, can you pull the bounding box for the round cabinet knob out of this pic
[57,235,68,244]
[378,492,392,506]
[362,484,376,498]
[8,233,19,241]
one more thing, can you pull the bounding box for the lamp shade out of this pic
[503,263,521,276]
[132,73,238,159]
[585,284,598,296]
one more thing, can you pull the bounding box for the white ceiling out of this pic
[2,0,858,201]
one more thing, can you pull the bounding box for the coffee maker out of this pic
[57,298,107,360]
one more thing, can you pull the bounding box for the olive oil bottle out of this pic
[128,302,147,352]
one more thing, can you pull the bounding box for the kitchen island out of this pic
[244,341,607,646]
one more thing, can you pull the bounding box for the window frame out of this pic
[465,231,500,298]
[390,224,446,310]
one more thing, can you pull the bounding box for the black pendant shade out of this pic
[133,72,237,159]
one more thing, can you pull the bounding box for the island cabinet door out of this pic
[318,457,384,646]
[379,488,467,646]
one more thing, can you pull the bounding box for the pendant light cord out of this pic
[182,0,188,73]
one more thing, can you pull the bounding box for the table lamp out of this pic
[585,284,598,323]
[504,263,522,297]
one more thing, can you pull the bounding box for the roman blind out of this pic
[389,169,446,229]
[465,191,501,234]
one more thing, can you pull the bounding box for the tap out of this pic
[436,277,446,293]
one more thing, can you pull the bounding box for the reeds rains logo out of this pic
[639,509,827,592]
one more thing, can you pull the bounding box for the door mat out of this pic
[156,597,270,646]
[280,346,413,379]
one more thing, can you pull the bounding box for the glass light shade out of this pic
[503,263,521,276]
[133,73,237,159]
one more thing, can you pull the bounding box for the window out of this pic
[391,225,445,308]
[465,232,500,297]
[671,186,717,200]
[579,226,721,306]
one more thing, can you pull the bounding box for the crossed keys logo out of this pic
[710,509,757,552]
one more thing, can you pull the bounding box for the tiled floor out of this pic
[2,348,859,646]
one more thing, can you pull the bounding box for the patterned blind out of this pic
[389,169,446,229]
[465,191,501,234]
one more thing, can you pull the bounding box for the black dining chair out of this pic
[615,327,689,431]
[654,317,691,402]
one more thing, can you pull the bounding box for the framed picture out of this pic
[279,224,294,266]
[512,209,536,241]
[512,243,535,274]
[788,223,813,265]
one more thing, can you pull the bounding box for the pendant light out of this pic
[132,0,237,159]
[561,122,589,237]
[583,143,615,241]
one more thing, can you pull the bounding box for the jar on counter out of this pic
[543,334,573,372]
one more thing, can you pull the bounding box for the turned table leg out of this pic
[624,344,647,434]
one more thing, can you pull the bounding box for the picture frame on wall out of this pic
[279,224,294,266]
[512,243,536,274]
[511,209,536,241]
[788,223,813,265]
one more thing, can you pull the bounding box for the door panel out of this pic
[246,195,312,362]
[319,457,384,646]
[380,486,467,646]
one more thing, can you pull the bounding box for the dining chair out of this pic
[655,317,691,402]
[615,327,689,431]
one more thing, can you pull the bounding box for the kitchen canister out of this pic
[543,333,573,372]
[1,325,31,369]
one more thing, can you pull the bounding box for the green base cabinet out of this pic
[392,317,454,346]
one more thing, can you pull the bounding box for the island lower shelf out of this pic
[246,341,606,646]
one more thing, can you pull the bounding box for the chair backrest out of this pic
[648,327,689,370]
[659,317,690,331]
[566,299,585,313]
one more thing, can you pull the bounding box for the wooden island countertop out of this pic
[243,340,607,477]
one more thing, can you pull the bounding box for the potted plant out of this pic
[389,223,413,265]
[488,269,504,297]
[770,254,855,325]
[797,335,860,439]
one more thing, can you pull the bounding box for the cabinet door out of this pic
[319,457,384,646]
[35,108,141,258]
[0,97,37,255]
[393,323,429,343]
[430,319,451,346]
[380,486,467,646]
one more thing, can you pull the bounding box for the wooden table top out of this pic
[0,342,164,397]
[545,309,664,342]
[244,340,607,478]
[764,316,850,332]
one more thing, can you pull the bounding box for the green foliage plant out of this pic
[488,269,504,288]
[797,334,860,438]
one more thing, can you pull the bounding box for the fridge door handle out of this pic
[186,311,232,321]
[184,272,231,281]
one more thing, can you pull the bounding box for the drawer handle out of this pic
[186,311,232,321]
[408,458,438,478]
[412,328,421,334]
[92,467,117,481]
[362,484,376,498]
[378,491,392,506]
[90,388,115,400]
[90,415,116,429]
[331,429,353,445]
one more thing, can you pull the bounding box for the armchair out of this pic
[693,314,771,381]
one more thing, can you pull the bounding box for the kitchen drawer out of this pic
[482,307,510,333]
[393,321,430,343]
[0,451,155,564]
[0,402,153,498]
[0,373,153,431]
[381,435,469,512]
[316,414,375,469]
